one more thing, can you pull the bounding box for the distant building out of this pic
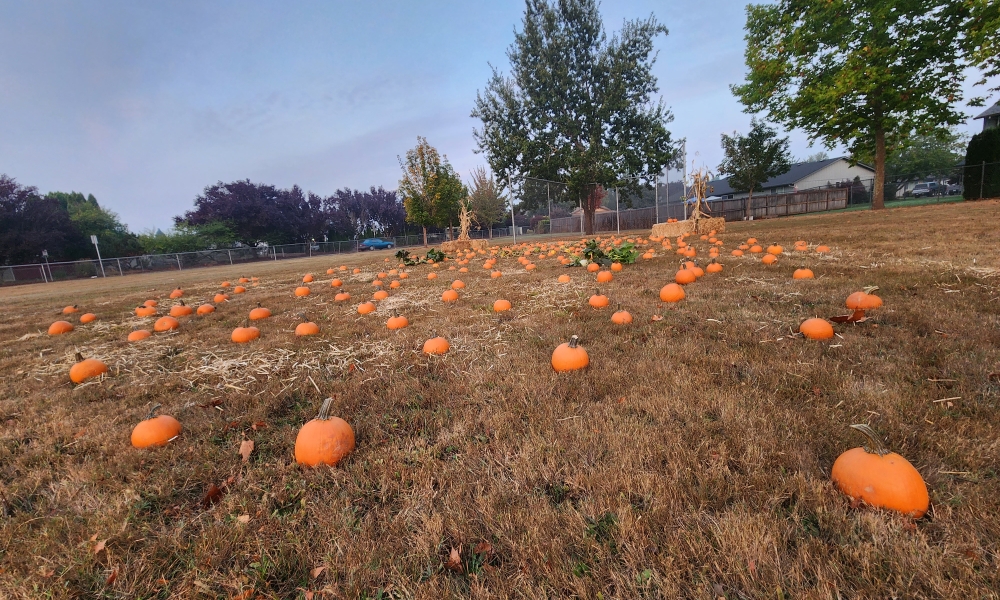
[974,100,1000,131]
[706,157,875,200]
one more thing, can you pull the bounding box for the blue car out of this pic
[359,238,395,251]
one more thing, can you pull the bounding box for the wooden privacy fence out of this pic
[547,188,849,233]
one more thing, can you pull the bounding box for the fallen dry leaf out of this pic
[830,309,867,323]
[473,541,493,556]
[239,439,254,463]
[236,514,250,525]
[445,546,463,572]
[251,421,267,430]
[93,539,107,555]
[201,484,224,508]
[105,568,118,586]
[311,566,327,579]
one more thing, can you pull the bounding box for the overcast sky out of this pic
[0,0,993,232]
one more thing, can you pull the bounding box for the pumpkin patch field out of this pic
[1,201,999,598]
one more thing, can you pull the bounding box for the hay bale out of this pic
[650,218,726,239]
[439,239,489,253]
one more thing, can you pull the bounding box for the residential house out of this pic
[975,100,1000,131]
[706,157,876,200]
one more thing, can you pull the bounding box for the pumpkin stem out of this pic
[850,423,890,456]
[568,335,579,348]
[179,300,186,306]
[863,285,880,295]
[317,397,334,420]
[146,403,161,420]
[75,351,84,362]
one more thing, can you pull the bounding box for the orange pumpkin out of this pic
[493,299,512,312]
[551,335,589,372]
[70,353,108,384]
[766,244,783,255]
[295,321,320,336]
[799,318,834,340]
[762,254,777,265]
[331,279,343,287]
[793,268,814,279]
[154,316,180,332]
[442,289,459,303]
[135,305,157,317]
[815,245,831,253]
[231,325,260,343]
[220,281,231,288]
[373,290,389,301]
[128,329,151,342]
[558,274,571,283]
[357,301,376,315]
[131,404,182,448]
[169,301,193,317]
[659,283,685,303]
[303,274,314,283]
[213,293,229,304]
[196,303,215,315]
[586,262,601,273]
[427,272,438,280]
[846,287,883,310]
[831,424,929,518]
[706,261,723,274]
[294,286,311,297]
[387,313,409,330]
[610,262,623,272]
[451,280,466,290]
[233,285,246,294]
[675,269,696,285]
[249,304,272,320]
[596,270,613,283]
[334,292,351,302]
[169,288,184,299]
[491,271,502,279]
[588,290,609,309]
[611,307,633,325]
[79,313,97,324]
[294,398,355,467]
[48,320,74,335]
[62,305,80,314]
[423,335,450,355]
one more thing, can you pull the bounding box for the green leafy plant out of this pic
[395,249,421,266]
[607,242,638,264]
[425,248,447,263]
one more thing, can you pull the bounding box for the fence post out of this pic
[176,254,182,271]
[40,265,47,283]
[117,258,123,275]
[228,250,233,265]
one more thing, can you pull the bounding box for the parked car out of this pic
[945,183,962,196]
[911,182,942,198]
[359,238,395,250]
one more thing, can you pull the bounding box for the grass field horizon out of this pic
[2,200,999,599]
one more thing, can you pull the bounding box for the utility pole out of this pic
[681,141,688,221]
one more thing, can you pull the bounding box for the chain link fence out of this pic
[1,227,519,286]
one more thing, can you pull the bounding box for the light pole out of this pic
[90,235,106,277]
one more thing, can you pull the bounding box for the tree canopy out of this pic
[717,118,792,217]
[46,191,143,257]
[471,0,677,233]
[468,167,509,237]
[398,137,464,245]
[733,0,992,209]
[0,175,90,264]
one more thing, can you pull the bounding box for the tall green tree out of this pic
[471,0,677,234]
[733,0,987,209]
[399,137,461,246]
[432,162,467,240]
[45,191,143,257]
[717,119,793,219]
[468,167,509,238]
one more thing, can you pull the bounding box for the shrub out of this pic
[963,127,1000,200]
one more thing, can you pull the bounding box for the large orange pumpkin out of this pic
[799,318,834,340]
[70,353,108,384]
[131,404,182,448]
[442,289,459,302]
[357,301,377,315]
[169,301,193,317]
[169,288,184,299]
[423,335,450,355]
[154,316,180,332]
[551,335,589,372]
[128,329,151,342]
[493,299,512,312]
[48,320,74,335]
[231,325,260,343]
[294,398,355,467]
[249,304,272,320]
[831,424,929,518]
[659,283,685,303]
[387,314,409,330]
[135,305,157,317]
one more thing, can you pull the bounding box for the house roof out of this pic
[974,101,1000,120]
[707,157,873,195]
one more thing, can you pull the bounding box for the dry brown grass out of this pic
[2,201,1000,599]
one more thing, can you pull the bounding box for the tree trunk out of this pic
[873,129,886,210]
[488,226,493,239]
[422,226,428,246]
[584,207,595,235]
[745,189,754,220]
